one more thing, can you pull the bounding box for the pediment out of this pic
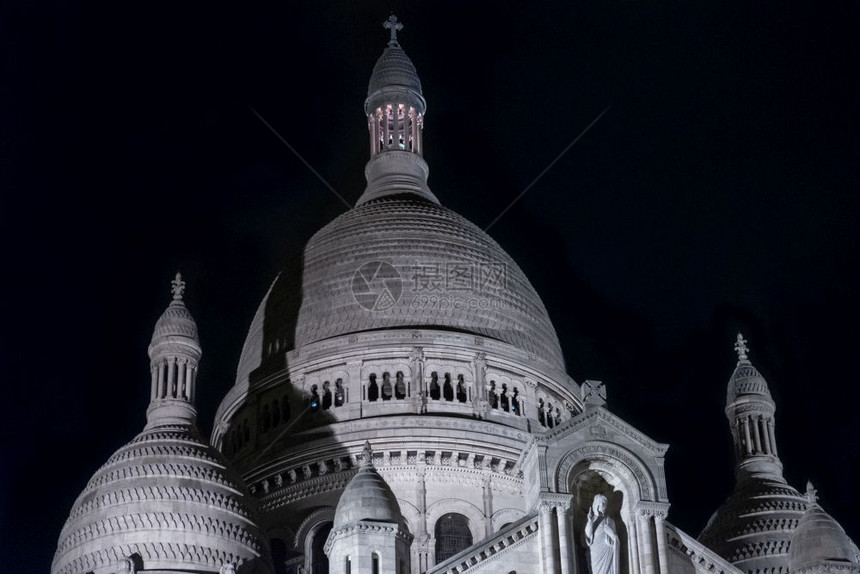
[540,406,669,456]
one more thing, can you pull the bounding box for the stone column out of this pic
[627,509,642,574]
[539,502,558,574]
[415,466,431,572]
[410,347,424,414]
[556,501,574,574]
[473,352,488,418]
[654,512,670,574]
[767,418,778,455]
[751,415,763,454]
[742,417,752,455]
[384,105,390,148]
[637,512,656,574]
[482,475,494,538]
[177,359,187,399]
[151,365,158,400]
[759,417,771,455]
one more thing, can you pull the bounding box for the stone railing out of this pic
[428,513,539,574]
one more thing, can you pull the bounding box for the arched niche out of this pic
[572,467,631,574]
[555,442,658,574]
[554,441,658,502]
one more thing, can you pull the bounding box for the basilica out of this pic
[52,16,860,574]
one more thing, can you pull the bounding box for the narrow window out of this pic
[322,381,333,410]
[368,374,379,402]
[456,375,467,403]
[395,371,407,399]
[443,373,454,401]
[372,552,380,574]
[382,372,393,400]
[488,381,498,409]
[429,372,441,400]
[310,385,321,412]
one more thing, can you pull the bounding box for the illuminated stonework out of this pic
[52,16,858,574]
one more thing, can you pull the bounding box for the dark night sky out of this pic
[2,1,859,572]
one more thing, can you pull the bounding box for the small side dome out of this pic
[52,425,271,574]
[789,483,860,573]
[333,442,403,529]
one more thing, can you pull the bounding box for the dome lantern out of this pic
[359,14,437,206]
[725,333,784,482]
[146,272,203,428]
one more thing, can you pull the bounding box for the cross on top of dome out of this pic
[383,14,403,46]
[171,272,186,301]
[734,332,749,362]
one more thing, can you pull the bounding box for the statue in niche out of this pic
[585,494,620,574]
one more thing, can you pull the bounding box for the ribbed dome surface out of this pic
[728,360,772,404]
[699,478,807,573]
[334,466,402,528]
[789,503,860,572]
[368,45,422,97]
[52,424,270,574]
[233,196,565,385]
[150,299,200,347]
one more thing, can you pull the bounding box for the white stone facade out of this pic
[52,17,858,574]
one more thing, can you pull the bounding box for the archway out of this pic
[434,513,473,563]
[310,521,333,573]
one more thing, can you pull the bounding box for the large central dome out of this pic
[233,29,565,387]
[294,195,564,366]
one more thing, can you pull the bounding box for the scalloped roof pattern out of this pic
[699,478,807,574]
[368,45,422,97]
[52,425,270,574]
[292,197,565,369]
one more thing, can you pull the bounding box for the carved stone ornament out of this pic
[582,380,607,407]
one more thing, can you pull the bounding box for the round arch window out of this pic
[435,513,473,563]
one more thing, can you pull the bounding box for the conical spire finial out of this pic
[361,441,375,468]
[734,332,750,362]
[383,14,403,46]
[171,272,186,301]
